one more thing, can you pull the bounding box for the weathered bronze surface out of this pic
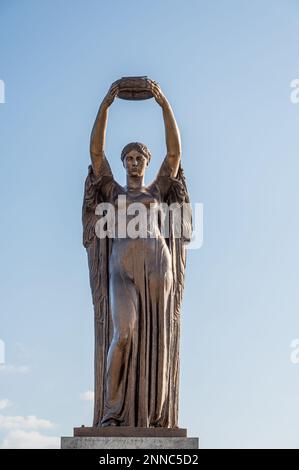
[82,77,191,428]
[117,76,153,100]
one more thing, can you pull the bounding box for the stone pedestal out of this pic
[61,427,199,449]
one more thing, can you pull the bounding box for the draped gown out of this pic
[82,155,191,428]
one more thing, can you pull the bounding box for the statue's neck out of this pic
[126,175,145,191]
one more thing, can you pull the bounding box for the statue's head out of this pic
[121,142,151,177]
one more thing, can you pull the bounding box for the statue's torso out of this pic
[110,186,172,280]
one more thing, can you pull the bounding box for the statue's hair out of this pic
[121,142,151,163]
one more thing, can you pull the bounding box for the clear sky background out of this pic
[1,0,299,449]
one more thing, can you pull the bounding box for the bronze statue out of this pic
[82,77,191,428]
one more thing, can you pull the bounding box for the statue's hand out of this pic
[149,80,168,108]
[101,81,120,109]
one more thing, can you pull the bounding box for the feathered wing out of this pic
[82,166,113,427]
[164,164,192,426]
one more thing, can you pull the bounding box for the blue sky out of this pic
[1,0,299,448]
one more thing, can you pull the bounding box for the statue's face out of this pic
[123,149,148,177]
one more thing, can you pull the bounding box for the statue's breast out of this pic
[114,188,159,209]
[111,188,162,239]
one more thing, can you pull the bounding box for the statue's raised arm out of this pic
[90,81,120,176]
[149,80,181,177]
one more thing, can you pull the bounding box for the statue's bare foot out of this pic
[101,418,119,427]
